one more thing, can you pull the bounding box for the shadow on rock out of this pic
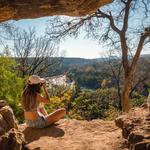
[22,124,65,143]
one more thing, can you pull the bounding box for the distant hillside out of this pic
[14,54,150,76]
[60,57,100,70]
[60,54,150,70]
[61,54,150,67]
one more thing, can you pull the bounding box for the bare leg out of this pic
[45,108,66,125]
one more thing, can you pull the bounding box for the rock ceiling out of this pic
[0,0,112,22]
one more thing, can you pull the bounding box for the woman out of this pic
[22,75,66,128]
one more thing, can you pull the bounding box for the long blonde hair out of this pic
[22,83,41,111]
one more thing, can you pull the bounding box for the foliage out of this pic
[67,64,111,89]
[0,57,25,122]
[130,92,146,107]
[45,86,74,113]
[104,105,120,121]
[68,88,120,120]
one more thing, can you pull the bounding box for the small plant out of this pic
[130,91,146,107]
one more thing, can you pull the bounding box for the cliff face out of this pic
[0,0,112,22]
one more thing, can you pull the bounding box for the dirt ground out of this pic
[19,119,128,150]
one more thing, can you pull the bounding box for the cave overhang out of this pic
[0,0,112,22]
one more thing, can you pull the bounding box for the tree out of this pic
[0,22,14,54]
[3,27,61,77]
[101,49,123,110]
[14,28,62,77]
[130,55,150,96]
[46,0,150,112]
[0,56,24,122]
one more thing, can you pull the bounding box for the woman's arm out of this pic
[39,84,50,115]
[36,83,50,104]
[42,84,50,100]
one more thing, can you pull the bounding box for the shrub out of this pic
[0,57,25,123]
[68,88,120,120]
[45,88,73,114]
[130,91,146,107]
[104,105,120,121]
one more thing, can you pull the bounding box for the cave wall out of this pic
[0,0,112,22]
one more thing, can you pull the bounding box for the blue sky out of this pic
[9,17,105,59]
[7,6,150,59]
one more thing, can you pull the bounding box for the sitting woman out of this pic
[22,75,66,128]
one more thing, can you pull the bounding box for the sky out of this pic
[9,17,105,59]
[5,1,150,59]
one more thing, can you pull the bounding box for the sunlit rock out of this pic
[0,0,112,22]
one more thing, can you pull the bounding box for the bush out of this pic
[68,88,120,120]
[130,91,146,107]
[104,105,120,120]
[0,57,25,123]
[45,88,73,114]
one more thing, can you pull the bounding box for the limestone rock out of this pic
[0,128,28,150]
[0,113,9,135]
[0,0,112,22]
[0,105,18,129]
[0,100,7,108]
[0,100,28,150]
[115,106,150,150]
[134,141,150,150]
[0,100,18,135]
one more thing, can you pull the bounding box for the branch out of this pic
[47,14,96,40]
[96,9,121,34]
[131,29,150,71]
[122,0,132,32]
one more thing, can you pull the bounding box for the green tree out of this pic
[0,56,24,122]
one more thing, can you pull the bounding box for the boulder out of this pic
[0,128,28,150]
[115,106,150,150]
[0,106,18,128]
[0,100,18,135]
[0,100,27,150]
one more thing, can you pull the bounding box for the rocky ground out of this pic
[19,119,126,150]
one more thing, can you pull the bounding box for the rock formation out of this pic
[0,100,18,135]
[115,105,150,150]
[0,100,27,150]
[0,0,112,22]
